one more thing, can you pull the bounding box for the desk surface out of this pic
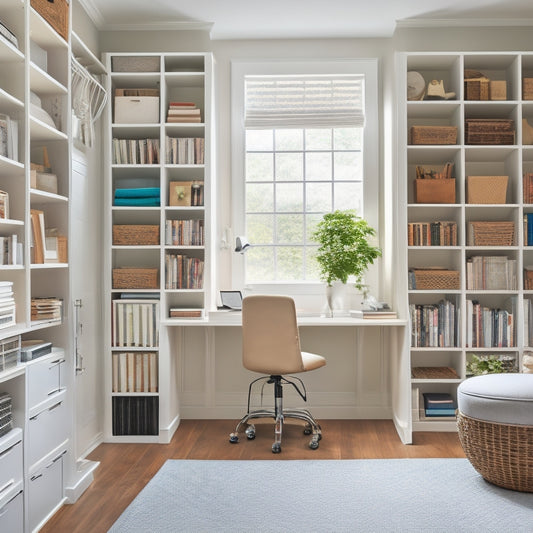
[162,312,407,327]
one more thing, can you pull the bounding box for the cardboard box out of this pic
[114,96,159,124]
[414,179,456,204]
[467,176,508,204]
[30,170,58,194]
[490,80,507,101]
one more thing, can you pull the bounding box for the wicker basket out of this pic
[113,225,160,246]
[112,268,159,289]
[457,411,533,492]
[467,221,515,246]
[465,78,490,100]
[466,175,508,204]
[31,0,69,41]
[411,269,460,290]
[409,126,457,145]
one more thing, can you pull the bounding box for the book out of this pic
[30,209,45,263]
[169,308,204,318]
[363,310,397,319]
[422,392,456,410]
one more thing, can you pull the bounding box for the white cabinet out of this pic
[0,428,23,533]
[0,485,24,533]
[397,52,533,432]
[26,349,66,409]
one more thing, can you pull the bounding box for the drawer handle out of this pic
[30,473,43,482]
[0,489,22,515]
[47,387,63,396]
[0,441,19,458]
[47,450,66,468]
[0,478,14,496]
[49,358,66,368]
[48,401,62,411]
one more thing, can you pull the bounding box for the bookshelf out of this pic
[104,52,213,442]
[397,51,533,432]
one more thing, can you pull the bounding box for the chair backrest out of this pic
[242,295,305,375]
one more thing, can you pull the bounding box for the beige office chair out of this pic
[229,295,326,453]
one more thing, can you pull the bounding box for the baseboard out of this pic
[64,459,100,504]
[157,413,181,444]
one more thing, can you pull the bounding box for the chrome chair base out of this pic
[229,375,322,453]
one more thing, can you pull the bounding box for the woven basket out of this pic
[112,268,159,289]
[409,126,457,145]
[31,0,69,41]
[467,176,508,204]
[468,221,515,246]
[412,269,460,290]
[457,411,533,492]
[113,225,160,246]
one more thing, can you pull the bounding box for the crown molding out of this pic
[396,18,533,29]
[77,0,106,28]
[99,21,213,32]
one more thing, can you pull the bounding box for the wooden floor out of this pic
[41,420,465,533]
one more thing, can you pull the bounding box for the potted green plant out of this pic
[313,210,381,316]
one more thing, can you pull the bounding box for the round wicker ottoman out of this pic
[457,374,533,492]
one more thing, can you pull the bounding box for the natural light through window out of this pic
[245,126,363,281]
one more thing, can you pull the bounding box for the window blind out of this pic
[244,75,364,128]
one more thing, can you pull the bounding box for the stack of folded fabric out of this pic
[114,187,160,206]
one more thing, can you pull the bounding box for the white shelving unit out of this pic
[397,51,533,433]
[0,1,103,530]
[103,52,213,443]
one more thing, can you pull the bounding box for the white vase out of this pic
[324,282,351,317]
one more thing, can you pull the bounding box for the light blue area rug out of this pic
[109,459,533,533]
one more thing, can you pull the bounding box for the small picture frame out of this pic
[220,290,243,310]
[169,181,193,206]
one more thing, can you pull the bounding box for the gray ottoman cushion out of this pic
[457,374,533,425]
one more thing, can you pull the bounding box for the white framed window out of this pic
[231,59,379,293]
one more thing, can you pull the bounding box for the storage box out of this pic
[114,96,160,124]
[490,80,507,101]
[523,78,533,100]
[112,268,159,289]
[467,221,515,246]
[30,170,58,194]
[409,126,457,145]
[113,225,160,246]
[414,179,456,204]
[112,56,160,73]
[465,78,490,100]
[465,119,515,145]
[31,0,69,42]
[467,175,508,204]
[410,269,460,290]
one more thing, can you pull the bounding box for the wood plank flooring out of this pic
[41,420,465,533]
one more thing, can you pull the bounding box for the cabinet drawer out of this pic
[27,352,66,409]
[0,428,23,497]
[0,486,23,533]
[28,391,67,466]
[29,452,64,532]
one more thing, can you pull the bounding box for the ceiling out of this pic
[80,0,533,40]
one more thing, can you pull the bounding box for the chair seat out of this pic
[301,352,327,372]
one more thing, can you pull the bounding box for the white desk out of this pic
[162,313,411,444]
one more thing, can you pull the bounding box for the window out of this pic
[231,60,379,288]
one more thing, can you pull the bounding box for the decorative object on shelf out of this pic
[523,352,533,373]
[409,125,457,145]
[466,175,508,204]
[425,79,455,100]
[465,118,515,145]
[522,118,533,145]
[168,181,204,206]
[407,71,425,101]
[415,162,453,181]
[314,210,381,317]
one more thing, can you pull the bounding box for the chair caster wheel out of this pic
[245,425,256,440]
[272,443,281,453]
[229,433,239,444]
[303,424,312,435]
[309,439,319,450]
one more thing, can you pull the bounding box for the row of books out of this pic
[0,190,8,219]
[112,351,158,393]
[0,281,15,330]
[0,113,18,162]
[165,219,204,246]
[113,187,161,207]
[466,255,517,290]
[31,297,62,323]
[523,172,533,204]
[407,221,457,246]
[525,269,533,290]
[0,235,23,266]
[523,298,533,346]
[164,253,204,290]
[524,213,533,246]
[112,396,159,436]
[166,102,201,123]
[112,138,160,165]
[30,209,67,263]
[165,136,205,165]
[409,300,457,347]
[112,300,160,348]
[466,299,515,348]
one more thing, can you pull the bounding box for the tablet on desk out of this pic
[219,290,243,311]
